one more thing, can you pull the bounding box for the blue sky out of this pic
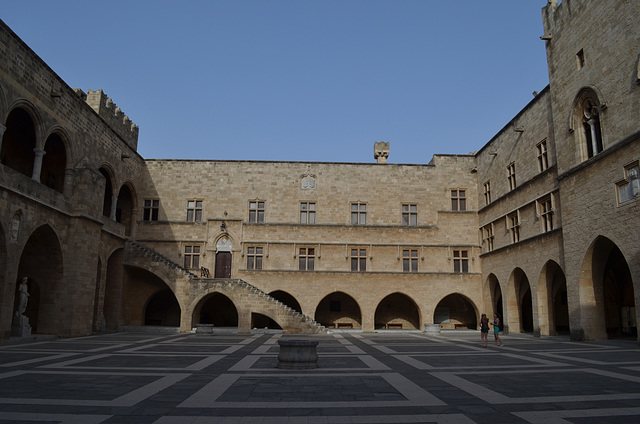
[1,1,550,164]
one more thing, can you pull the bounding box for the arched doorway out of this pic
[1,107,36,177]
[602,244,635,337]
[486,273,503,320]
[269,290,302,314]
[116,184,135,236]
[16,225,64,335]
[315,292,362,329]
[434,293,478,330]
[374,293,419,330]
[196,293,238,328]
[214,237,232,278]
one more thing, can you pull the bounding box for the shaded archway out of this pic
[1,107,36,177]
[196,293,238,328]
[538,261,569,336]
[99,167,114,218]
[508,268,533,333]
[251,313,282,330]
[16,225,64,335]
[486,273,503,319]
[315,292,362,329]
[602,243,635,337]
[434,293,478,330]
[41,132,67,193]
[145,289,181,327]
[269,290,302,314]
[374,292,419,330]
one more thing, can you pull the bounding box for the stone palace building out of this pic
[1,0,638,342]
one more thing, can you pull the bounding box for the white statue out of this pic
[17,277,29,316]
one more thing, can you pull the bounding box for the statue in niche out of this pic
[16,277,29,316]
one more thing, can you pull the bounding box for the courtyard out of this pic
[0,330,639,423]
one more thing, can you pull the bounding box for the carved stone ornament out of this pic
[301,172,317,190]
[216,237,232,252]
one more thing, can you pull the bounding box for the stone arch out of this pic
[507,268,533,333]
[315,291,362,329]
[579,236,635,340]
[98,165,116,218]
[144,288,181,327]
[41,130,69,194]
[374,292,420,330]
[269,290,302,314]
[1,105,40,178]
[116,181,137,236]
[193,292,238,328]
[434,293,479,330]
[570,86,606,161]
[103,248,124,331]
[537,260,569,336]
[16,224,64,335]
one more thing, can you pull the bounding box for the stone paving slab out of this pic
[0,331,639,423]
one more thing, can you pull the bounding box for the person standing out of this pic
[480,313,490,347]
[493,313,503,346]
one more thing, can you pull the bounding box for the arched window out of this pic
[572,88,604,161]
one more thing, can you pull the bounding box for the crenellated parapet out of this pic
[85,89,139,151]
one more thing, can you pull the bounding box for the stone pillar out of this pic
[31,148,46,182]
[110,196,118,221]
[587,118,599,155]
[0,124,6,151]
[63,168,75,197]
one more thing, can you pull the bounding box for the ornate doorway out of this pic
[214,237,232,278]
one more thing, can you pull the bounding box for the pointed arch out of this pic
[316,291,362,329]
[374,292,419,330]
[434,293,479,330]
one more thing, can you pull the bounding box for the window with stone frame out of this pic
[508,211,520,243]
[537,140,549,172]
[300,202,316,224]
[484,224,494,252]
[143,199,159,221]
[350,248,367,271]
[483,181,491,206]
[183,245,201,269]
[402,204,417,226]
[453,250,468,273]
[351,202,366,225]
[451,189,466,211]
[507,163,517,191]
[573,89,604,161]
[539,196,554,233]
[298,247,315,271]
[249,201,265,223]
[186,200,203,222]
[616,161,640,204]
[402,249,418,272]
[246,246,264,270]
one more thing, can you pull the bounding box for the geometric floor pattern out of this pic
[1,330,639,423]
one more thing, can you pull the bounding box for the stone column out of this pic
[0,124,6,152]
[31,148,46,182]
[110,196,118,221]
[586,118,599,155]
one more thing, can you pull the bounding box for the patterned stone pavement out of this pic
[1,330,639,423]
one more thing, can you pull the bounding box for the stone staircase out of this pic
[124,240,326,334]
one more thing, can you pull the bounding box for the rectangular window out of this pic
[509,212,520,243]
[246,246,264,270]
[537,140,549,172]
[298,247,315,271]
[402,204,417,226]
[451,190,466,211]
[183,245,200,269]
[186,200,203,222]
[249,201,265,223]
[616,163,640,204]
[484,224,494,252]
[507,163,517,191]
[300,202,316,224]
[143,199,159,221]
[402,249,418,272]
[350,248,367,271]
[540,197,554,232]
[453,250,468,273]
[483,182,491,206]
[351,202,366,225]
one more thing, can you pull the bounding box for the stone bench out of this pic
[277,339,319,369]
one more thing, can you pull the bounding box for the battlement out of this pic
[85,89,139,151]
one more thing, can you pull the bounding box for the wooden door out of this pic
[215,251,232,278]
